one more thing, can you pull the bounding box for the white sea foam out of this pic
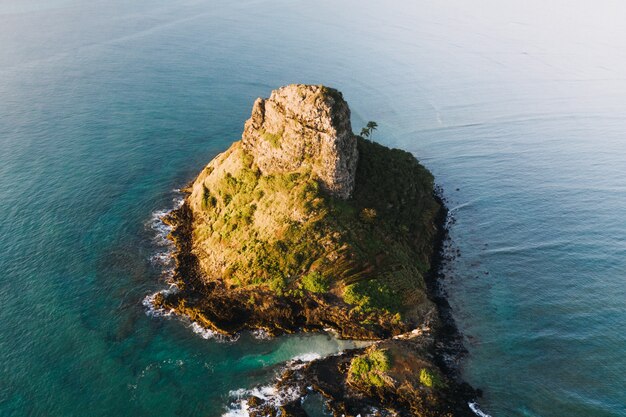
[172,196,184,209]
[221,401,249,417]
[147,191,184,248]
[143,283,242,342]
[149,209,174,247]
[469,402,492,417]
[189,321,241,342]
[143,191,185,314]
[142,284,179,317]
[223,384,302,417]
[143,289,243,342]
[222,351,325,416]
[149,251,172,265]
[189,322,217,339]
[144,193,266,343]
[289,352,321,363]
[251,328,271,340]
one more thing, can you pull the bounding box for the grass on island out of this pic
[419,367,446,389]
[261,130,282,148]
[190,137,440,318]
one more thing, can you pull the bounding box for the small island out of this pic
[154,84,478,416]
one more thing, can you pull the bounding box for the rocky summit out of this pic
[241,84,358,199]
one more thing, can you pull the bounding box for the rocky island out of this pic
[154,84,478,416]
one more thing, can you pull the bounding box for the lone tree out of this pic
[360,121,378,140]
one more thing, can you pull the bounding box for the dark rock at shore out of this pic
[248,338,477,417]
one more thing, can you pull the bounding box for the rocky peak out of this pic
[241,84,358,199]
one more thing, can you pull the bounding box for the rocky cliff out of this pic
[241,84,358,199]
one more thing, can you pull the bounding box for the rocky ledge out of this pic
[153,84,480,416]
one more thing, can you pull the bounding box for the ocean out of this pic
[1,0,625,416]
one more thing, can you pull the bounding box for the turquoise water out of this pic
[1,0,625,416]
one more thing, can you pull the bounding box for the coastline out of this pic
[151,182,484,416]
[427,189,472,378]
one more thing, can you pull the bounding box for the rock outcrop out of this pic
[247,337,477,417]
[241,84,358,199]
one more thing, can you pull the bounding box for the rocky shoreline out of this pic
[425,190,473,381]
[149,84,484,416]
[244,196,479,417]
[153,187,481,417]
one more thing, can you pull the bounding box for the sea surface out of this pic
[1,1,625,416]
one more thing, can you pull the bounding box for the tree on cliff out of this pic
[360,121,378,141]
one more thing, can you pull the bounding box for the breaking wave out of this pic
[221,352,322,417]
[251,328,271,340]
[142,190,184,316]
[469,401,492,417]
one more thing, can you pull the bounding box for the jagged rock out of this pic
[241,84,357,199]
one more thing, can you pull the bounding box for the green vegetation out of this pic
[191,137,441,319]
[300,271,330,293]
[193,147,329,290]
[268,275,287,295]
[348,349,392,387]
[419,368,445,389]
[360,121,378,141]
[201,185,217,210]
[262,131,282,148]
[344,279,401,314]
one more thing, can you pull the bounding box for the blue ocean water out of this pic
[1,0,625,416]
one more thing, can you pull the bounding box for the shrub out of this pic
[239,203,256,225]
[268,275,287,295]
[343,280,401,314]
[300,272,330,293]
[262,131,282,148]
[419,368,445,389]
[201,185,217,210]
[359,207,377,224]
[348,349,392,387]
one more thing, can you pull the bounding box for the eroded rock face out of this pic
[241,84,358,199]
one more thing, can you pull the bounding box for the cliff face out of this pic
[241,84,358,199]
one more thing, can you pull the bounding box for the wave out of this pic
[189,322,241,343]
[251,328,271,340]
[146,191,184,275]
[222,353,322,417]
[469,401,492,417]
[142,191,271,343]
[448,200,477,213]
[223,383,302,417]
[289,352,321,363]
[142,192,184,314]
[142,284,179,317]
[143,285,243,342]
